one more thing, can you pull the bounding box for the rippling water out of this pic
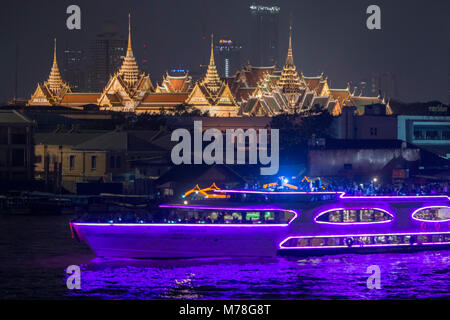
[1,215,449,299]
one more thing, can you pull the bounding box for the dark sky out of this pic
[1,0,449,104]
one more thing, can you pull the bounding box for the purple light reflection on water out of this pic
[66,251,450,300]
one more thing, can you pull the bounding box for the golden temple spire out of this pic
[127,13,133,56]
[286,24,294,66]
[119,13,141,86]
[47,38,64,92]
[202,33,222,93]
[210,34,215,66]
[53,38,58,66]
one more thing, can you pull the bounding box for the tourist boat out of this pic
[70,190,450,258]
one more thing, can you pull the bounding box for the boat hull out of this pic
[278,243,450,257]
[72,223,288,258]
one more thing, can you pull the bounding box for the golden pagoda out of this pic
[239,26,390,117]
[28,39,72,106]
[201,36,222,94]
[277,25,305,107]
[185,34,239,117]
[98,14,155,112]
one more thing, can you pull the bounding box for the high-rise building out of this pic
[369,72,399,100]
[215,39,242,78]
[87,21,127,92]
[249,4,280,67]
[63,47,86,91]
[141,41,150,75]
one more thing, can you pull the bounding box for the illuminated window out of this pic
[374,236,387,244]
[298,238,309,247]
[418,235,429,243]
[70,155,75,169]
[311,238,325,247]
[316,209,392,223]
[91,156,97,170]
[412,207,450,221]
[327,237,341,246]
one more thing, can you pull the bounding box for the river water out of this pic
[0,215,448,300]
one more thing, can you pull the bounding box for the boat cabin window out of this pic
[155,208,295,224]
[412,207,450,221]
[316,209,393,223]
[226,193,339,203]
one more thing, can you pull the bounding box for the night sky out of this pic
[1,0,449,104]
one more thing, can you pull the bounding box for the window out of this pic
[426,130,438,140]
[412,207,450,221]
[344,163,352,170]
[110,156,115,169]
[70,155,75,170]
[414,130,424,140]
[91,156,97,170]
[315,208,393,224]
[11,149,25,167]
[0,127,8,144]
[156,208,296,224]
[116,156,121,168]
[10,127,27,144]
[370,128,378,136]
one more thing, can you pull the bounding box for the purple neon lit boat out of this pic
[70,190,450,258]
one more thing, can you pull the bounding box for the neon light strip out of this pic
[279,231,450,249]
[214,190,342,195]
[338,194,450,200]
[214,189,450,200]
[411,206,450,223]
[313,208,394,225]
[280,242,450,250]
[72,222,289,227]
[159,204,298,225]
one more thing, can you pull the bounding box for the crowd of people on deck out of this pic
[242,177,450,196]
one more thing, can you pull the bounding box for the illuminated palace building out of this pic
[28,16,391,117]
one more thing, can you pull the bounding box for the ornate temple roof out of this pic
[47,39,67,93]
[156,72,193,93]
[185,34,239,116]
[277,26,304,94]
[142,93,189,104]
[28,39,71,106]
[200,35,223,94]
[118,14,142,87]
[97,14,155,111]
[60,93,101,106]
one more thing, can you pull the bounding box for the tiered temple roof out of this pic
[239,26,389,117]
[28,39,72,106]
[28,17,390,117]
[230,65,277,102]
[185,35,239,117]
[277,26,304,97]
[98,14,155,112]
[156,72,193,93]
